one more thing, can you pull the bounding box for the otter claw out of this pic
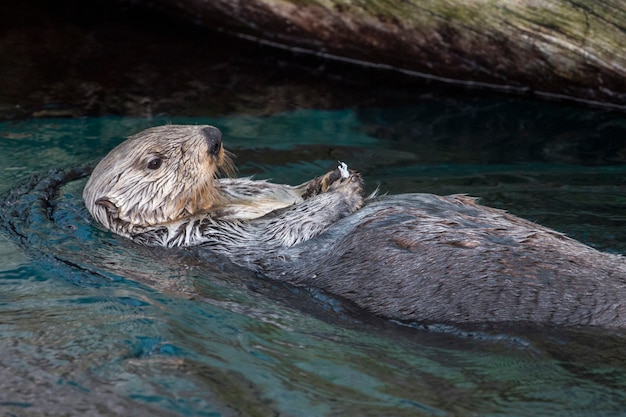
[338,161,349,179]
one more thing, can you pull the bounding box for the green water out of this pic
[1,100,626,416]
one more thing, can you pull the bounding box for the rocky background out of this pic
[0,0,439,120]
[3,0,626,122]
[140,0,626,108]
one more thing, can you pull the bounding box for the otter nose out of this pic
[202,127,222,156]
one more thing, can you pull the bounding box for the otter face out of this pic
[83,125,235,235]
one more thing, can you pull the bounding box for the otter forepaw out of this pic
[319,162,355,193]
[326,169,365,213]
[302,163,364,209]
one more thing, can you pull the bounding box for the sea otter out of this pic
[83,125,626,327]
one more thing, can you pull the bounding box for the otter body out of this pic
[84,125,626,327]
[262,194,626,326]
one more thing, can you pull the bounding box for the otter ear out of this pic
[95,198,119,216]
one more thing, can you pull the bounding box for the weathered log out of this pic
[137,0,626,108]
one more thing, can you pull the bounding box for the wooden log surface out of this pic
[140,0,626,108]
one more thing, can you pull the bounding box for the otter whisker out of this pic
[219,149,237,178]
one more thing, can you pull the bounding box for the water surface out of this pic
[1,99,626,416]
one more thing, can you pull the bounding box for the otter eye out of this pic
[147,158,162,170]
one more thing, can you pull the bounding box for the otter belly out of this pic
[259,193,626,327]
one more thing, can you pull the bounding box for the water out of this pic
[1,98,626,416]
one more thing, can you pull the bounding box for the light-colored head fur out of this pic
[83,125,235,236]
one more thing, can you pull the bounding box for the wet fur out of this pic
[84,125,626,328]
[84,124,365,248]
[261,195,626,327]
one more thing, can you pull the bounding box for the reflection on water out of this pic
[1,99,626,416]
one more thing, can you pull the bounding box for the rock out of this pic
[138,0,626,108]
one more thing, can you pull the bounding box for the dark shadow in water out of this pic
[356,97,626,166]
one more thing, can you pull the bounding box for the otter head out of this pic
[83,125,235,236]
